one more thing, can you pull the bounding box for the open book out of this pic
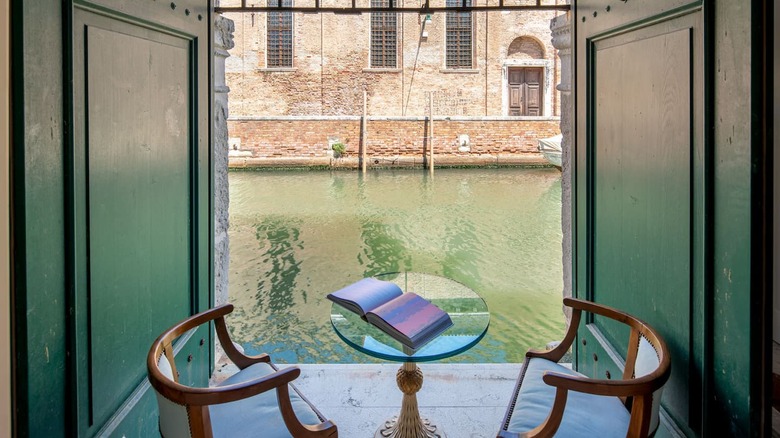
[327,277,453,350]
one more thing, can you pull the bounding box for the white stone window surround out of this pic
[258,67,298,72]
[501,58,554,118]
[265,0,295,69]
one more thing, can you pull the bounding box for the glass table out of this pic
[330,272,490,438]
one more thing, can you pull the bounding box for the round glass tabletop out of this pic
[330,272,490,363]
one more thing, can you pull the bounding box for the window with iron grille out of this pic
[446,0,473,69]
[370,0,397,68]
[267,0,293,68]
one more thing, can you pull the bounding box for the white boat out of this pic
[537,134,562,169]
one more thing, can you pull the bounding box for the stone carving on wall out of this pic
[429,90,469,116]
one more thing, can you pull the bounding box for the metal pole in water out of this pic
[362,90,367,174]
[429,92,434,173]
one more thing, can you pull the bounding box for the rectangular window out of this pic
[370,0,397,68]
[446,0,473,69]
[267,0,293,68]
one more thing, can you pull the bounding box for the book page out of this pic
[367,293,451,342]
[327,278,403,315]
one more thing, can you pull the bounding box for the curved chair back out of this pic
[147,304,338,438]
[498,297,671,438]
[571,298,671,437]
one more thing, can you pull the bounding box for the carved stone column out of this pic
[551,11,573,320]
[214,14,234,308]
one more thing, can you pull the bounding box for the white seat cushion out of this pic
[209,362,323,438]
[505,357,631,437]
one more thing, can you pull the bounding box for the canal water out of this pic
[228,167,565,364]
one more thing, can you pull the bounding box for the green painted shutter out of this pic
[574,0,767,436]
[574,1,703,435]
[12,0,212,436]
[69,2,212,435]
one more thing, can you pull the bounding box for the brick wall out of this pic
[228,117,560,167]
[222,9,562,118]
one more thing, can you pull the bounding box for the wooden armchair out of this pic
[147,304,338,438]
[497,298,671,438]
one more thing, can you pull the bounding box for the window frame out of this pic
[266,0,294,69]
[445,0,475,70]
[369,0,399,69]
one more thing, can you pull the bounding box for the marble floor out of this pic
[212,362,523,437]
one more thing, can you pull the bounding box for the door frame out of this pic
[1,0,12,434]
[502,59,552,117]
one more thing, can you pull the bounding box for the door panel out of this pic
[509,87,522,114]
[526,84,540,116]
[591,28,693,425]
[525,68,541,116]
[575,2,704,435]
[85,24,192,425]
[71,2,211,436]
[508,67,542,116]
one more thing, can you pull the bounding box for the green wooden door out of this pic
[69,1,211,436]
[574,1,704,436]
[574,0,768,435]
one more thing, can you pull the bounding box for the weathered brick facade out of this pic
[228,116,560,167]
[221,4,563,166]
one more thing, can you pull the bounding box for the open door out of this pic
[575,6,703,433]
[11,0,212,436]
[68,1,212,435]
[574,0,770,435]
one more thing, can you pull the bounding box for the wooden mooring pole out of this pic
[429,93,434,173]
[361,90,367,174]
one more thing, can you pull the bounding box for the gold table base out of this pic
[374,362,447,438]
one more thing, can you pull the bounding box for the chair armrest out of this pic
[198,366,337,438]
[214,314,271,369]
[155,365,337,438]
[542,371,663,398]
[497,386,569,438]
[526,307,582,362]
[165,365,301,406]
[498,371,658,438]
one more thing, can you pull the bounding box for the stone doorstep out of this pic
[209,361,568,437]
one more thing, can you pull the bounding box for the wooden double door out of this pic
[508,67,542,116]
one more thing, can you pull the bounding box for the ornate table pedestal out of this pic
[375,362,446,438]
[329,273,489,438]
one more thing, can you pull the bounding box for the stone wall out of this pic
[551,12,572,316]
[228,117,560,167]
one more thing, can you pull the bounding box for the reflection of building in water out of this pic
[221,4,563,162]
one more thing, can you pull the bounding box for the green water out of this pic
[227,167,565,364]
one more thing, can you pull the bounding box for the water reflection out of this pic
[254,216,302,313]
[228,168,565,364]
[442,217,482,285]
[359,220,413,277]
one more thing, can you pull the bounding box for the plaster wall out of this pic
[1,0,11,434]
